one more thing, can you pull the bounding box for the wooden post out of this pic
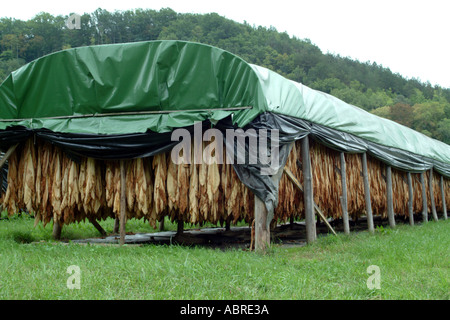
[159,217,165,231]
[113,217,120,233]
[119,160,127,245]
[254,143,291,252]
[254,195,270,252]
[386,166,396,228]
[176,220,184,235]
[52,220,62,240]
[420,172,428,222]
[225,219,231,231]
[407,172,414,226]
[429,168,438,221]
[440,176,447,220]
[340,152,350,234]
[301,137,316,243]
[361,152,374,233]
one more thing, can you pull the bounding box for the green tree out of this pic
[412,102,446,137]
[389,103,414,127]
[436,119,450,144]
[371,105,392,119]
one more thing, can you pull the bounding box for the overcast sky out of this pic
[2,0,450,88]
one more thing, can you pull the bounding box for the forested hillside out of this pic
[1,8,449,143]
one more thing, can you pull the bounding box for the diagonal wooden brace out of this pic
[283,167,337,236]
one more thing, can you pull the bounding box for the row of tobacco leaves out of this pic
[1,137,449,228]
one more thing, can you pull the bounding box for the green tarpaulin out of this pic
[0,40,449,174]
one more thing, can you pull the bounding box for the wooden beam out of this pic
[386,166,396,228]
[283,167,337,236]
[119,160,127,245]
[254,194,270,252]
[429,168,438,221]
[0,143,19,170]
[301,137,316,243]
[407,172,414,226]
[339,152,350,234]
[420,172,428,222]
[89,218,107,237]
[440,176,447,220]
[361,152,374,233]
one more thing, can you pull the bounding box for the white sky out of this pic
[2,0,450,88]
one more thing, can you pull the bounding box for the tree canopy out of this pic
[0,7,449,143]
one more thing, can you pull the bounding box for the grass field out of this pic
[0,212,448,300]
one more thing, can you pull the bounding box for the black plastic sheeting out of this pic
[0,122,213,161]
[0,112,449,222]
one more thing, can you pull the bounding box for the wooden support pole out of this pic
[52,220,62,240]
[361,152,374,233]
[0,143,19,170]
[254,195,270,252]
[301,137,316,243]
[283,167,337,236]
[386,166,396,228]
[429,168,438,221]
[176,220,184,235]
[254,143,290,252]
[340,152,350,234]
[119,160,127,245]
[440,176,447,220]
[159,217,165,231]
[420,172,428,222]
[113,217,120,233]
[225,219,231,231]
[407,172,414,226]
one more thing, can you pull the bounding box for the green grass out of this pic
[0,212,448,300]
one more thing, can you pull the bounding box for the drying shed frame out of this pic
[0,40,449,252]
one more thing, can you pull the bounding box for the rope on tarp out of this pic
[0,106,253,122]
